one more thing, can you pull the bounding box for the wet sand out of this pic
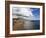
[13,18,40,31]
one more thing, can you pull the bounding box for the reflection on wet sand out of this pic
[13,18,40,31]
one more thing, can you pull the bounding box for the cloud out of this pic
[12,7,40,20]
[13,7,34,17]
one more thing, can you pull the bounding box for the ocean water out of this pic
[23,20,40,30]
[30,20,40,30]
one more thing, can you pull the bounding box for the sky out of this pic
[12,7,40,20]
[31,8,40,20]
